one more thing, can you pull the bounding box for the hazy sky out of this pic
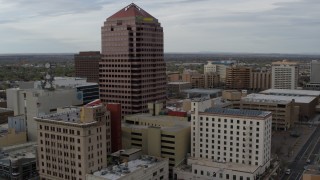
[0,0,319,54]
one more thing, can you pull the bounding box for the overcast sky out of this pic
[0,0,319,54]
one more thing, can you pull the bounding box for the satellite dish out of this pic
[45,63,51,69]
[45,74,51,80]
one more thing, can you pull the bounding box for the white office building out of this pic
[204,61,235,83]
[271,60,299,89]
[174,98,272,180]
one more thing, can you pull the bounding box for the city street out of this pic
[281,124,320,180]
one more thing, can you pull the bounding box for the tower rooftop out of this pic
[108,3,154,20]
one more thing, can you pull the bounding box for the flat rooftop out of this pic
[111,148,141,157]
[204,108,271,118]
[0,108,12,113]
[36,109,82,123]
[0,126,8,136]
[0,142,37,165]
[168,82,191,85]
[35,105,102,125]
[260,89,320,97]
[124,114,190,132]
[92,156,166,180]
[183,88,222,95]
[246,93,316,104]
[184,157,259,173]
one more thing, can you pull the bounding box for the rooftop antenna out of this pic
[40,63,55,91]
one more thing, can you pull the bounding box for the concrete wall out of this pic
[0,128,27,147]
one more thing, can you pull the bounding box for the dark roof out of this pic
[108,3,154,20]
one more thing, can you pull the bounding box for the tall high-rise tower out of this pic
[100,3,166,115]
[310,60,320,84]
[271,60,299,89]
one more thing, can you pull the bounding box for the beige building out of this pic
[35,101,110,180]
[204,61,235,83]
[252,91,318,120]
[0,115,27,147]
[174,99,272,180]
[0,127,27,147]
[6,88,83,141]
[235,94,299,130]
[222,90,244,101]
[87,155,169,180]
[271,60,299,89]
[122,110,190,177]
[182,71,219,89]
[250,71,271,91]
[260,89,320,102]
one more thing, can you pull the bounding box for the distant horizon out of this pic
[1,0,320,54]
[1,51,320,56]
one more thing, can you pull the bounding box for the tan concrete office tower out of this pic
[35,101,109,180]
[100,3,166,115]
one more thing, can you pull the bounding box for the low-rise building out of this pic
[86,155,169,180]
[167,82,192,97]
[182,71,220,89]
[183,89,222,99]
[222,90,243,101]
[0,142,37,180]
[245,93,317,122]
[110,148,142,162]
[122,107,190,178]
[175,158,264,180]
[0,115,27,147]
[260,89,320,103]
[0,108,13,124]
[204,61,235,83]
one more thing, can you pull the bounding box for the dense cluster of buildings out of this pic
[0,3,320,180]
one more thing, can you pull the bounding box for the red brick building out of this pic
[99,3,166,115]
[74,51,100,83]
[106,103,122,153]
